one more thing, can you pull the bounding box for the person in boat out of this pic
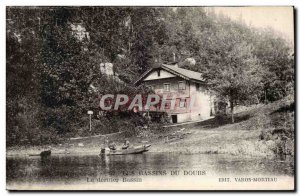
[108,140,117,150]
[40,146,51,157]
[122,139,130,149]
[100,137,109,153]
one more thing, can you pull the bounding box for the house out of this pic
[134,63,214,123]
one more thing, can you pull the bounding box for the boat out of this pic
[100,144,151,155]
[28,150,51,157]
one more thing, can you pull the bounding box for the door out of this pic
[171,115,177,123]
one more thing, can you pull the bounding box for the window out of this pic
[163,83,170,92]
[196,83,200,91]
[157,70,160,77]
[178,81,186,90]
[179,98,186,108]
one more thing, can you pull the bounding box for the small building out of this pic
[134,64,214,123]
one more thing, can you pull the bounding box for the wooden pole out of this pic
[89,114,92,132]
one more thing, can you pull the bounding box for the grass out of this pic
[149,96,294,157]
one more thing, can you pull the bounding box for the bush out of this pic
[259,128,294,156]
[91,111,148,136]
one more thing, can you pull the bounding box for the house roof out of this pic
[134,64,205,85]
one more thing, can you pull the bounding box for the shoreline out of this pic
[6,129,276,158]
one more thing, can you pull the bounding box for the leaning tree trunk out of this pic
[230,100,234,123]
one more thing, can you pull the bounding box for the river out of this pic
[6,153,294,189]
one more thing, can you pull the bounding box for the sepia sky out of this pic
[212,7,294,43]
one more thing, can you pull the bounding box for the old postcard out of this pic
[6,6,295,191]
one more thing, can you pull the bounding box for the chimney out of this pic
[172,53,179,67]
[173,52,176,62]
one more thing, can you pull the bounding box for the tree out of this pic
[251,29,294,102]
[6,7,44,145]
[202,26,263,123]
[73,7,168,82]
[38,8,101,134]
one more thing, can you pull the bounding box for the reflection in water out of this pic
[7,153,294,185]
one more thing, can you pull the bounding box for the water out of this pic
[7,153,294,186]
